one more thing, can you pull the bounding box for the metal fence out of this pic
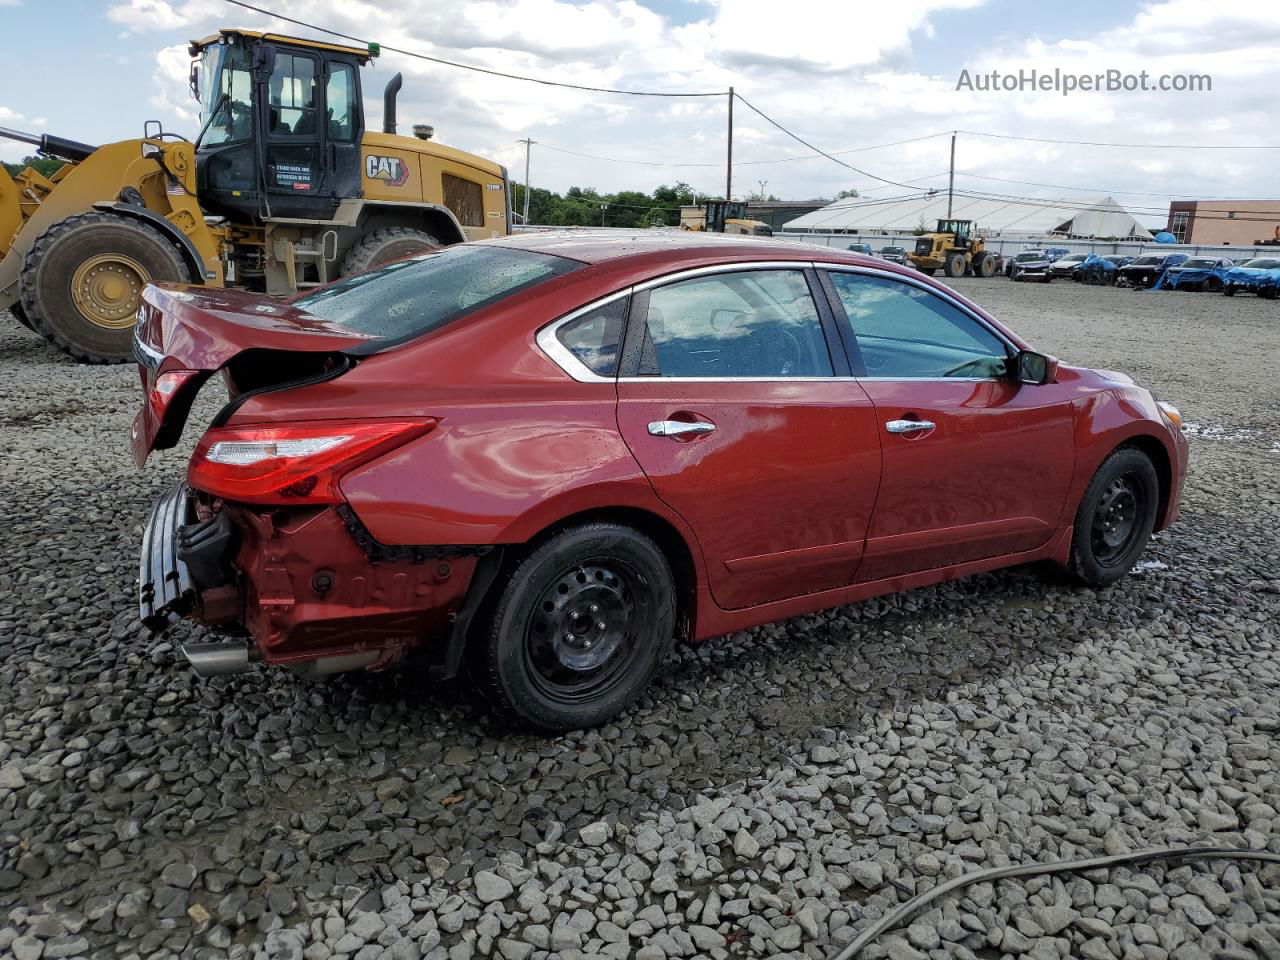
[513,224,1279,262]
[774,231,1278,262]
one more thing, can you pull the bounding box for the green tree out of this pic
[2,154,65,178]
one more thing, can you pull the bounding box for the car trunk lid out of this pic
[132,284,377,466]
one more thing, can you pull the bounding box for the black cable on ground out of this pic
[830,846,1280,959]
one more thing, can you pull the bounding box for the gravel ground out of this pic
[0,278,1277,960]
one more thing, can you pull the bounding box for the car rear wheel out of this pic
[1069,448,1160,587]
[476,523,676,731]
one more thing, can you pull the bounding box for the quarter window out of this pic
[827,273,1009,379]
[556,298,627,377]
[326,63,356,141]
[638,270,832,378]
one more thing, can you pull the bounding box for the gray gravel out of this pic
[1,277,1278,960]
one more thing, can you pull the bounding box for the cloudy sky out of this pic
[2,0,1278,226]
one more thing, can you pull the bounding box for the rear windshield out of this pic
[292,244,581,347]
[1243,258,1280,269]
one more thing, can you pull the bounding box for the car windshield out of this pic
[1063,254,1087,262]
[882,247,904,254]
[1015,252,1044,262]
[1243,258,1280,269]
[1132,256,1162,266]
[1181,258,1216,269]
[292,244,582,347]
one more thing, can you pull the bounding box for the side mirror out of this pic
[189,62,200,101]
[1014,350,1058,385]
[252,44,276,82]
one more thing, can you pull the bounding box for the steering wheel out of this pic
[940,357,999,378]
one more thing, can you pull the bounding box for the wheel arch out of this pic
[350,201,467,246]
[90,201,207,285]
[499,505,702,647]
[1115,433,1174,531]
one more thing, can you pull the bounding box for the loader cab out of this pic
[935,219,973,248]
[191,30,370,221]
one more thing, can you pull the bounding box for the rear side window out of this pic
[294,245,581,348]
[556,298,627,377]
[638,269,832,378]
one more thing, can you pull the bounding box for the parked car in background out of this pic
[1163,256,1234,292]
[1073,255,1134,281]
[1222,257,1280,298]
[1050,253,1090,279]
[133,233,1187,731]
[1008,250,1054,282]
[1117,253,1190,288]
[847,242,874,255]
[879,245,907,264]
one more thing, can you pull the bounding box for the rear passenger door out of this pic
[614,266,882,611]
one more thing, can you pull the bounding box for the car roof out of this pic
[478,230,871,267]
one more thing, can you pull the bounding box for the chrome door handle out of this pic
[648,420,716,438]
[885,418,935,434]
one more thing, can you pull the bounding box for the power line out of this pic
[953,169,1280,204]
[221,0,725,97]
[956,129,1280,150]
[730,93,923,190]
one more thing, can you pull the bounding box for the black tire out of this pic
[1068,447,1160,587]
[1223,285,1236,297]
[944,253,966,278]
[9,300,33,331]
[19,212,190,363]
[340,226,441,276]
[1204,277,1222,292]
[476,523,676,732]
[973,251,996,278]
[917,266,938,276]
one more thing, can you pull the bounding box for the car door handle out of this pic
[885,418,936,434]
[648,420,716,438]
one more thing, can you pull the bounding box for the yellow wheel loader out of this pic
[681,200,773,236]
[907,219,997,279]
[0,29,511,363]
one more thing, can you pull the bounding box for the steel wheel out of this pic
[71,252,150,329]
[1091,474,1143,565]
[523,560,652,704]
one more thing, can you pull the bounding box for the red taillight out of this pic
[188,419,435,505]
[149,369,201,420]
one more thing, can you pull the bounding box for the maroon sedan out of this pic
[134,233,1188,731]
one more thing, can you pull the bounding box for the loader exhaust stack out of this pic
[383,73,403,135]
[0,126,98,163]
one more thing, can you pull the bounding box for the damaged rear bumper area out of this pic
[138,483,482,680]
[139,483,251,676]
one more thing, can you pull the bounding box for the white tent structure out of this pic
[783,193,1156,241]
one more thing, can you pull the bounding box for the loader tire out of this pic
[20,212,190,364]
[341,227,441,276]
[944,252,966,278]
[973,251,996,278]
[9,301,33,331]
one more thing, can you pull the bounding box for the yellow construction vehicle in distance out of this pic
[907,219,997,278]
[0,29,511,363]
[683,200,773,237]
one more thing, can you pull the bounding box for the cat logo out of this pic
[365,155,410,187]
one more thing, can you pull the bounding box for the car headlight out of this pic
[1156,400,1183,429]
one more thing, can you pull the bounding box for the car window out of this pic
[1132,256,1161,266]
[294,245,581,348]
[555,298,627,377]
[1244,259,1280,269]
[827,272,1009,379]
[638,270,833,378]
[1182,258,1215,268]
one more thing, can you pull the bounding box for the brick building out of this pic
[1167,200,1280,245]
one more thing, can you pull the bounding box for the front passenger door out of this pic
[823,269,1076,582]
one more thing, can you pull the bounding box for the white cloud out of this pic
[97,0,1280,206]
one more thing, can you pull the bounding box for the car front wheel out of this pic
[477,523,676,731]
[1069,447,1160,587]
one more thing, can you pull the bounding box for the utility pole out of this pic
[946,131,956,219]
[600,202,609,227]
[726,87,734,201]
[519,138,536,225]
